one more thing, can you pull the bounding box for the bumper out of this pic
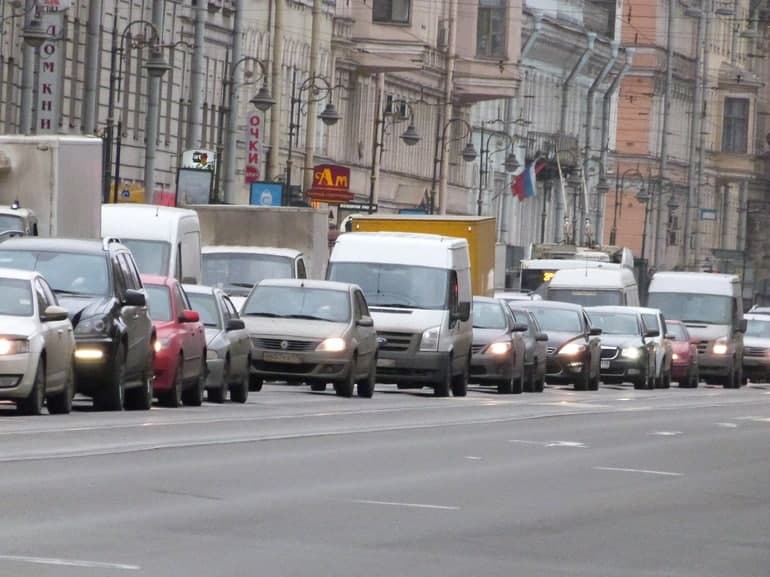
[697,353,731,377]
[670,361,692,380]
[73,339,116,393]
[545,354,586,384]
[251,349,352,384]
[205,357,226,389]
[470,353,512,384]
[742,356,770,380]
[0,352,39,400]
[152,349,179,392]
[375,351,450,385]
[598,357,643,384]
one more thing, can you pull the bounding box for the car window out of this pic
[526,307,583,333]
[352,291,363,320]
[117,253,141,291]
[355,291,370,318]
[38,278,58,308]
[667,322,689,341]
[243,286,351,323]
[296,258,307,279]
[112,258,127,297]
[172,284,188,314]
[33,279,51,313]
[472,301,507,330]
[659,314,668,335]
[223,295,240,319]
[529,313,542,334]
[145,284,173,322]
[187,292,221,329]
[0,278,34,317]
[0,250,110,297]
[642,313,659,334]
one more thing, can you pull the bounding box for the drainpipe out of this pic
[560,32,596,242]
[600,48,634,244]
[302,0,323,194]
[438,0,458,215]
[584,41,619,243]
[187,0,207,148]
[266,0,284,181]
[82,0,102,134]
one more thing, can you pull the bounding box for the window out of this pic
[146,285,173,322]
[355,291,370,318]
[477,0,506,57]
[372,0,410,24]
[296,258,307,279]
[0,278,33,317]
[117,254,141,291]
[722,97,750,153]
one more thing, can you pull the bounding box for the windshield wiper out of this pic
[681,319,708,324]
[242,312,283,318]
[372,302,417,309]
[229,282,255,289]
[285,314,330,321]
[53,288,90,296]
[203,323,218,328]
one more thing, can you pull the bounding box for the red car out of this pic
[667,320,699,388]
[141,275,207,407]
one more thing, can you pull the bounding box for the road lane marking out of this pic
[594,466,682,477]
[650,431,683,436]
[464,455,483,460]
[0,554,140,571]
[716,422,738,428]
[350,499,460,511]
[509,439,588,448]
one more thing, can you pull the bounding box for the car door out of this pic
[583,311,601,378]
[353,289,376,370]
[116,252,149,378]
[221,293,250,378]
[511,309,534,366]
[642,312,664,379]
[174,283,202,380]
[659,312,673,376]
[33,278,66,388]
[504,305,525,377]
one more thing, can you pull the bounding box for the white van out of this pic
[647,272,745,388]
[547,265,639,307]
[101,204,201,284]
[327,232,473,397]
[201,246,308,310]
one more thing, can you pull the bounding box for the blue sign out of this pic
[249,182,284,206]
[399,208,427,215]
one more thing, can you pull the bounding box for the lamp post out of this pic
[610,166,645,245]
[369,98,421,214]
[636,184,652,261]
[285,71,343,205]
[221,55,273,204]
[102,19,170,204]
[429,118,477,214]
[477,128,520,216]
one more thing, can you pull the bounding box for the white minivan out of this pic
[101,204,202,283]
[327,231,473,397]
[547,265,640,307]
[647,272,745,388]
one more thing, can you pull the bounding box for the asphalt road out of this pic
[0,382,769,577]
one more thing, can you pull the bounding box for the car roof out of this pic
[257,278,354,292]
[627,306,663,316]
[0,267,38,281]
[473,296,504,304]
[140,274,175,287]
[517,299,584,311]
[0,237,113,254]
[202,246,302,258]
[585,306,639,315]
[744,313,770,321]
[182,283,217,295]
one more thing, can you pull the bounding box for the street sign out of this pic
[339,203,377,212]
[249,182,283,206]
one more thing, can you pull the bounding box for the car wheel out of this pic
[125,350,154,411]
[575,364,590,391]
[249,373,263,392]
[357,357,376,398]
[19,357,46,416]
[96,347,126,411]
[497,372,513,395]
[182,358,206,407]
[451,359,469,397]
[434,358,452,398]
[229,366,249,404]
[208,359,228,404]
[47,359,74,415]
[534,365,546,393]
[160,358,183,408]
[522,364,535,393]
[310,383,327,392]
[588,370,600,391]
[334,363,355,398]
[722,361,738,389]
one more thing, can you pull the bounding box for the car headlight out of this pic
[74,316,110,337]
[622,347,642,360]
[487,341,512,355]
[317,337,346,352]
[712,339,728,355]
[672,352,680,361]
[154,337,172,353]
[419,326,441,352]
[206,349,219,360]
[0,337,30,356]
[558,342,584,356]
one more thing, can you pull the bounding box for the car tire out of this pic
[522,365,533,393]
[47,360,74,415]
[575,364,590,391]
[208,359,228,404]
[125,349,154,411]
[588,370,600,391]
[310,383,327,392]
[19,358,45,416]
[357,357,376,398]
[334,363,355,398]
[96,347,126,412]
[182,358,206,407]
[229,369,249,404]
[249,374,263,392]
[160,358,183,408]
[497,373,513,395]
[451,359,469,397]
[534,366,546,393]
[723,361,738,389]
[434,358,452,398]
[633,365,648,390]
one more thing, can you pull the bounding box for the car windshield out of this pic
[145,285,173,322]
[587,311,639,335]
[119,239,171,276]
[647,292,732,325]
[0,214,25,234]
[0,278,33,316]
[520,268,556,296]
[549,288,623,307]
[202,253,294,296]
[745,318,770,339]
[473,301,507,329]
[187,292,221,328]
[526,307,582,333]
[667,323,688,341]
[328,262,449,309]
[0,250,109,296]
[243,286,350,323]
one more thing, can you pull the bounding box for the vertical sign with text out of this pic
[244,112,263,184]
[37,4,68,133]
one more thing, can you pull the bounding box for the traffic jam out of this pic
[0,202,761,415]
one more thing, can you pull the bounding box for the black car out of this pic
[517,300,602,391]
[507,306,548,393]
[586,306,658,389]
[0,237,155,411]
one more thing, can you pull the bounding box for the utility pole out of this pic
[368,73,384,213]
[438,0,458,214]
[267,0,284,181]
[302,0,323,193]
[694,0,712,269]
[82,0,102,134]
[654,0,674,268]
[187,0,206,148]
[144,0,165,203]
[223,0,244,203]
[20,0,36,134]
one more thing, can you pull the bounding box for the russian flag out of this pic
[512,160,545,201]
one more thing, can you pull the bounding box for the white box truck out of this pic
[0,135,102,239]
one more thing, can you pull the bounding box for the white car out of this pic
[0,268,76,415]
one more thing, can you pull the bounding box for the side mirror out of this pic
[357,315,374,328]
[535,332,549,342]
[589,327,602,336]
[226,318,245,331]
[179,309,200,323]
[737,319,747,333]
[512,323,528,333]
[664,332,675,340]
[644,328,660,339]
[41,305,69,322]
[455,301,471,322]
[124,289,146,307]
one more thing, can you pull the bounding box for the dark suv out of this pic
[0,237,155,411]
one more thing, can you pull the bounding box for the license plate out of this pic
[601,360,611,370]
[377,358,396,368]
[263,352,302,364]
